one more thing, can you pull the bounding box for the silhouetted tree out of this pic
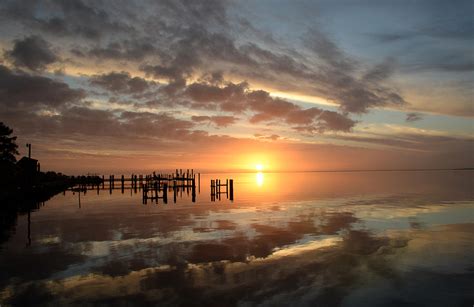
[0,122,19,163]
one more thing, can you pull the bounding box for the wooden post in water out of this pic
[211,179,215,201]
[186,175,190,194]
[121,175,125,193]
[134,175,138,194]
[229,179,234,201]
[191,178,196,202]
[102,175,105,189]
[153,181,160,203]
[163,183,168,204]
[173,180,177,203]
[226,179,229,198]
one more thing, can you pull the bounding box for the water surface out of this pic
[0,171,473,306]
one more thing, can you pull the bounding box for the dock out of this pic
[67,169,234,204]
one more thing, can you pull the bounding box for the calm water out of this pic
[0,171,473,306]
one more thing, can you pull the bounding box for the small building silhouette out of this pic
[17,157,39,175]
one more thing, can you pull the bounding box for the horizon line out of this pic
[66,167,474,176]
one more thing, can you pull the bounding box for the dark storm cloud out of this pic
[5,35,58,71]
[90,71,151,94]
[0,65,85,110]
[406,113,423,122]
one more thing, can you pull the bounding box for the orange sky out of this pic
[0,1,473,174]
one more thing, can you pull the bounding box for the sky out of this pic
[0,0,472,173]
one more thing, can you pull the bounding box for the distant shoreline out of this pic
[199,168,474,174]
[71,168,474,176]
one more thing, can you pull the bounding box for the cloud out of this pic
[5,35,58,71]
[89,71,151,94]
[183,81,357,133]
[184,81,248,111]
[142,0,229,30]
[0,65,85,110]
[119,111,199,140]
[254,134,280,141]
[304,28,355,72]
[0,0,469,172]
[406,113,423,122]
[1,0,136,40]
[363,58,396,82]
[301,29,406,113]
[0,0,409,115]
[191,115,238,128]
[334,132,474,159]
[76,39,159,61]
[369,32,415,43]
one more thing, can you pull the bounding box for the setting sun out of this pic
[255,164,264,171]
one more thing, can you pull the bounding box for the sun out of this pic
[255,164,264,171]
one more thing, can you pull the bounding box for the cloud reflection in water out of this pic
[0,171,472,306]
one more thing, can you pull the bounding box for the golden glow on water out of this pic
[0,171,472,306]
[256,172,264,186]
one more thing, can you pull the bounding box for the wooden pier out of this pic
[67,169,234,204]
[211,179,234,201]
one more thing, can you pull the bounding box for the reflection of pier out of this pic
[211,179,234,201]
[141,174,196,204]
[66,170,234,204]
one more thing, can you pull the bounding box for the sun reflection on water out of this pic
[256,172,264,186]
